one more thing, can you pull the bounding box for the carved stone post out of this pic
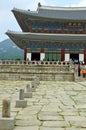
[19,89,24,100]
[24,84,32,98]
[15,89,27,108]
[0,99,14,130]
[2,99,10,117]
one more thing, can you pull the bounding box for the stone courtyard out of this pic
[0,80,86,130]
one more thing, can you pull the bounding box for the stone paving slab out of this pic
[66,128,86,130]
[40,127,66,130]
[0,80,86,130]
[14,126,39,130]
[43,120,70,127]
[16,119,41,126]
[38,111,63,121]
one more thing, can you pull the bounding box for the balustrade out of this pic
[0,60,70,66]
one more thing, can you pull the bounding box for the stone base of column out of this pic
[0,117,14,130]
[24,92,32,98]
[15,100,27,108]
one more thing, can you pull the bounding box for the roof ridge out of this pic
[39,5,86,10]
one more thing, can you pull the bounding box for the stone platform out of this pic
[0,80,86,130]
[0,61,74,81]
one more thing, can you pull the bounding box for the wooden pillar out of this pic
[61,49,65,61]
[40,48,44,53]
[84,49,86,64]
[24,48,27,61]
[29,28,32,32]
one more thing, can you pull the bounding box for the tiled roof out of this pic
[12,4,86,20]
[6,30,86,41]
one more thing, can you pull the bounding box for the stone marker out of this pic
[33,77,40,88]
[0,99,14,130]
[19,89,24,100]
[2,99,10,117]
[33,76,40,86]
[26,84,32,92]
[31,82,36,92]
[16,89,27,108]
[24,84,32,98]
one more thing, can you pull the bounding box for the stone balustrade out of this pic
[0,60,70,66]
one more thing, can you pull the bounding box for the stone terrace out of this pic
[0,80,86,130]
[0,60,74,81]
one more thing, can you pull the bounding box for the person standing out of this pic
[78,62,81,76]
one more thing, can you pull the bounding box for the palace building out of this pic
[6,3,86,63]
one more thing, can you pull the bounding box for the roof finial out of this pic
[38,2,41,7]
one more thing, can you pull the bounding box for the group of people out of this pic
[27,57,84,77]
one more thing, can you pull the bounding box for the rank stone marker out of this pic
[19,89,24,100]
[26,84,32,92]
[2,99,10,117]
[31,81,37,92]
[24,84,32,98]
[16,89,27,108]
[0,99,14,130]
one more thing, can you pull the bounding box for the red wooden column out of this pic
[61,49,65,61]
[29,28,32,32]
[84,49,86,64]
[40,48,44,53]
[24,48,27,61]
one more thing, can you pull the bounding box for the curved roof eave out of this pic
[6,30,86,41]
[12,7,38,17]
[12,5,86,20]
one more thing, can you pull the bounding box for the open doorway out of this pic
[31,53,40,61]
[70,53,79,63]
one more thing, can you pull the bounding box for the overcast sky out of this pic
[0,0,86,42]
